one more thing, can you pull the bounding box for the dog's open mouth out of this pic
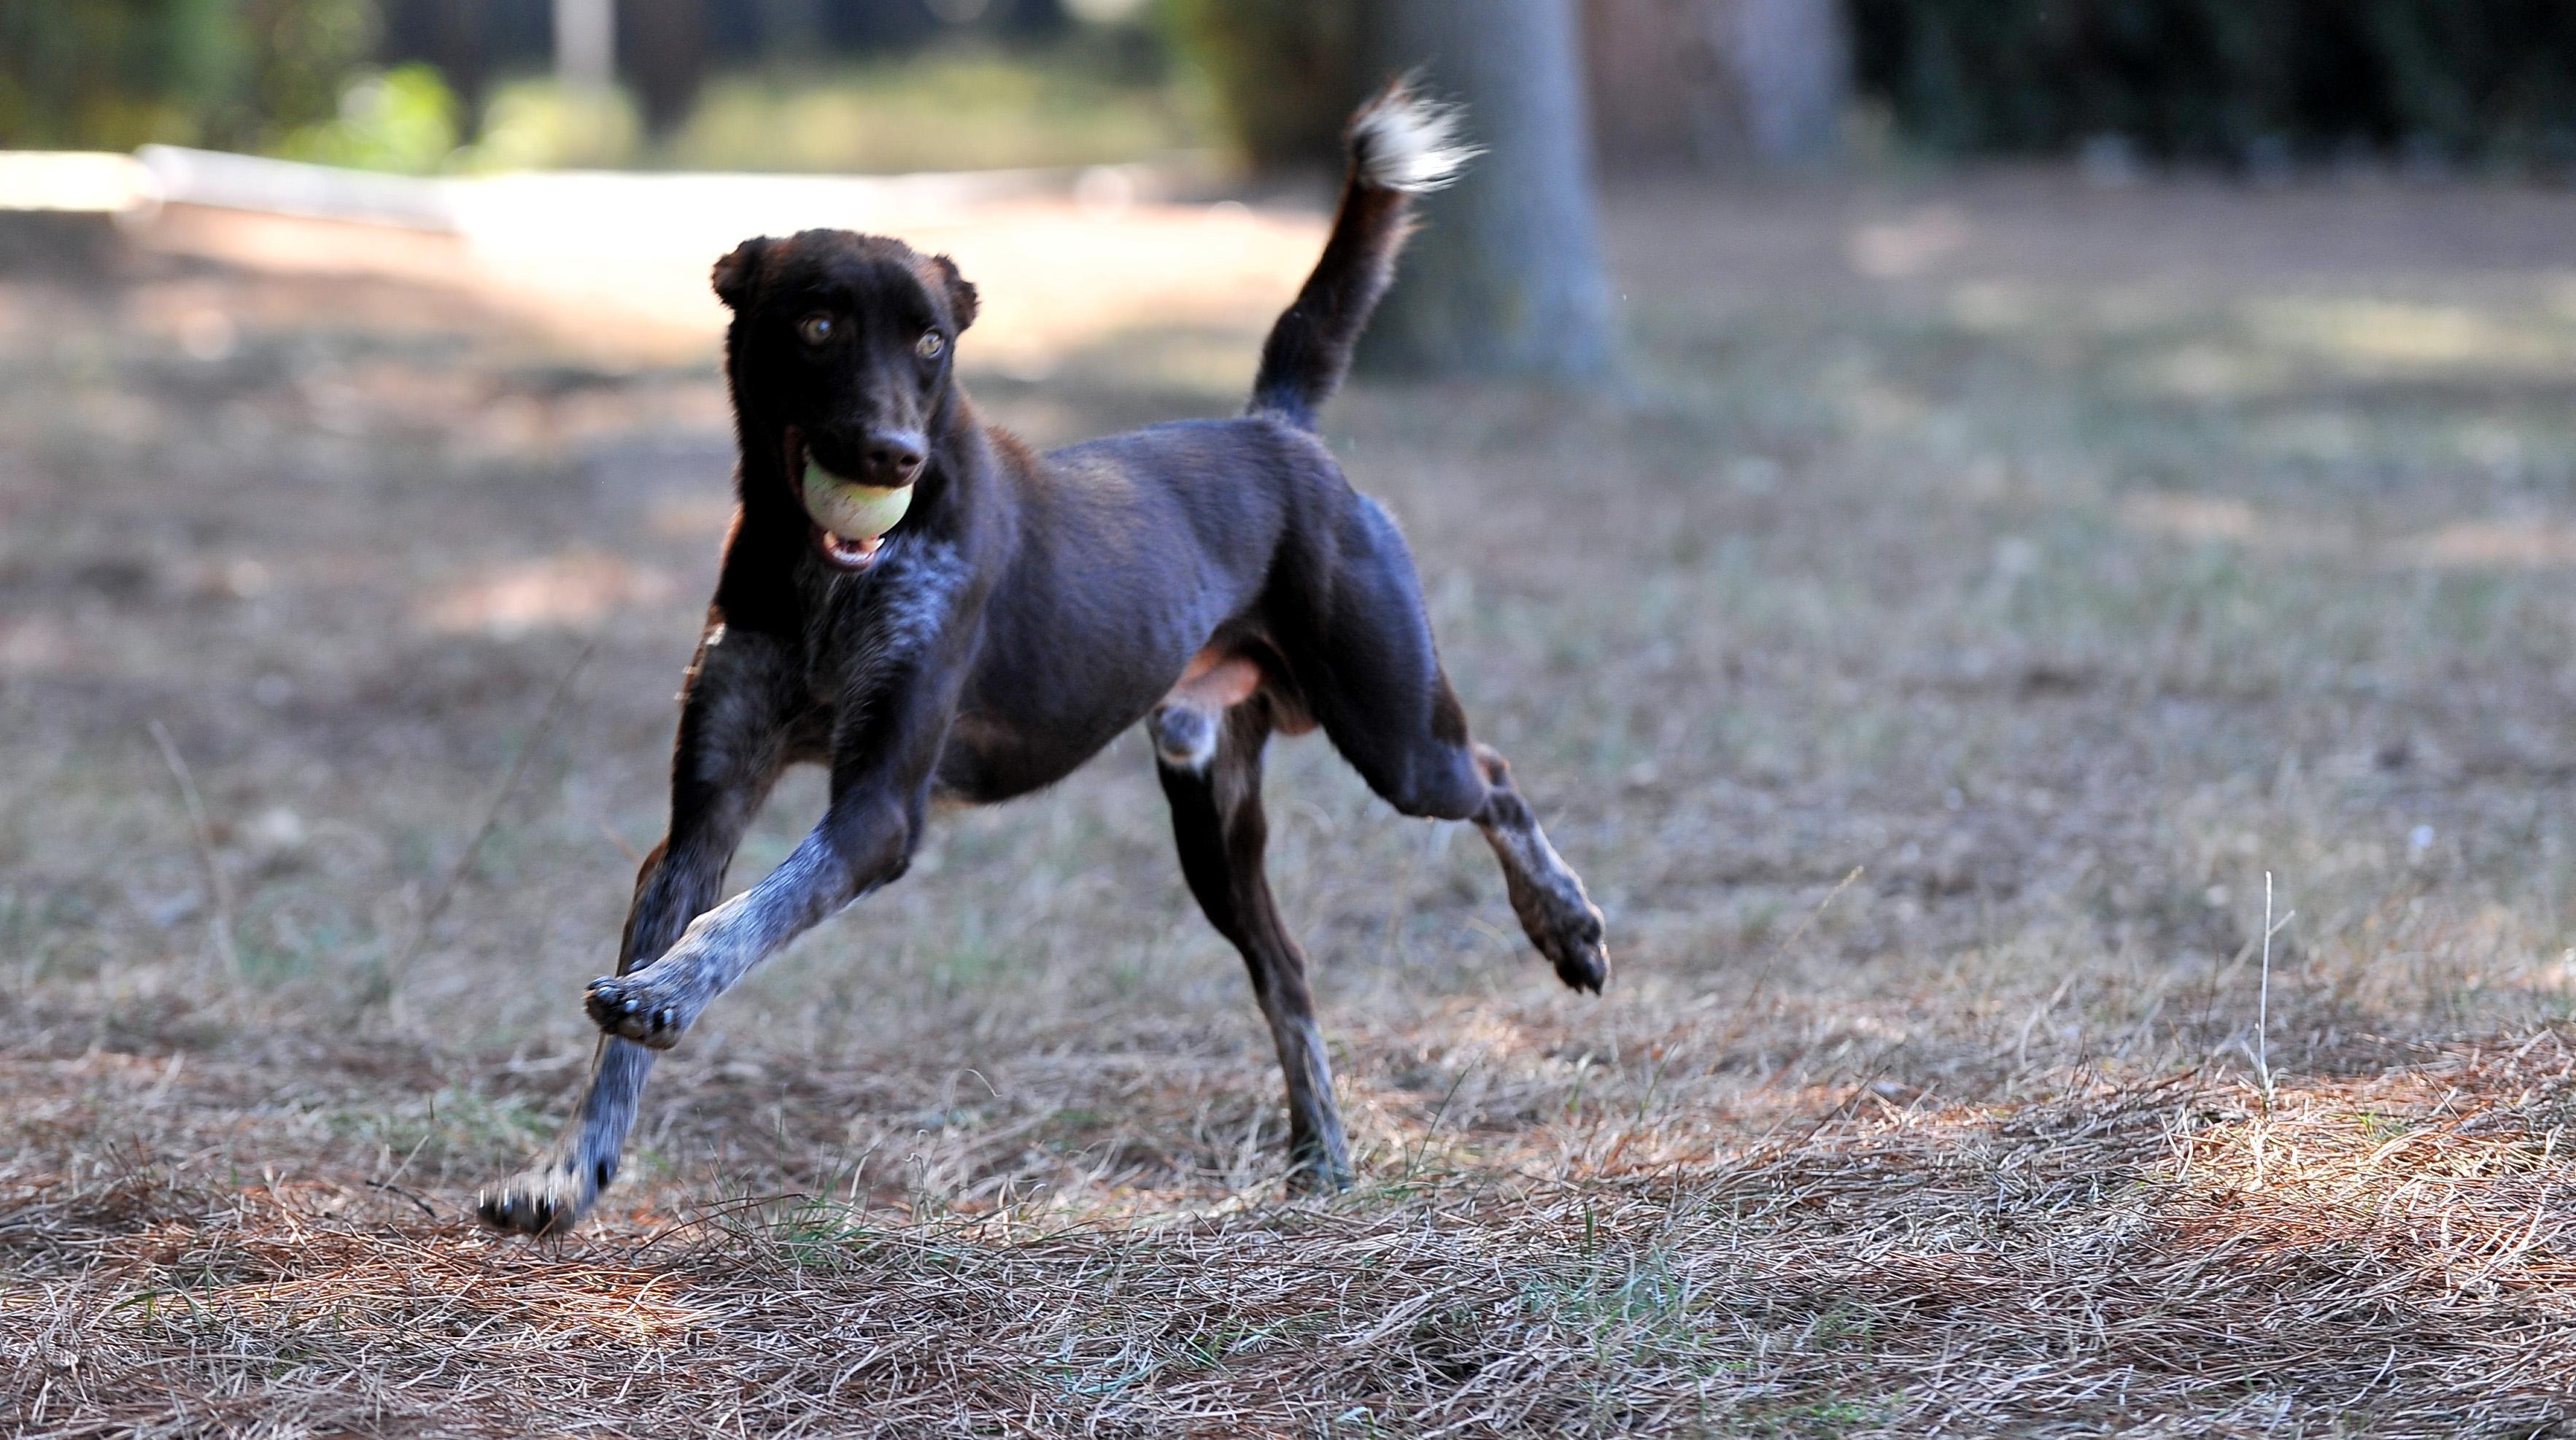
[786,430,913,572]
[812,524,883,569]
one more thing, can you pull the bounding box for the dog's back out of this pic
[937,81,1478,802]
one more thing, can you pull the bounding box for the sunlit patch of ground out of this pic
[8,170,2576,1432]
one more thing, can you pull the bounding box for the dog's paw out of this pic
[478,1157,603,1237]
[1503,870,1609,994]
[585,972,689,1048]
[1538,899,1610,994]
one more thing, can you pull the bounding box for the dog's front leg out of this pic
[480,621,804,1235]
[581,789,917,1047]
[586,572,983,1052]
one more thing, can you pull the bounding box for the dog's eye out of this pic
[916,330,943,360]
[797,314,835,347]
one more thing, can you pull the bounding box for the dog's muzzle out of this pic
[786,428,917,570]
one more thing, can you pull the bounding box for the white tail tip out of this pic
[1351,83,1477,194]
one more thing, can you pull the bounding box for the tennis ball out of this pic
[802,461,915,540]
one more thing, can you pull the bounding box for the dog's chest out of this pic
[794,537,967,704]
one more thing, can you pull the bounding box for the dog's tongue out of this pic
[819,529,883,566]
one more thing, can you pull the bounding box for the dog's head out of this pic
[712,229,979,570]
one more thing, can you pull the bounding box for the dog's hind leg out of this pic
[480,622,805,1235]
[1280,497,1609,993]
[1153,693,1353,1192]
[1347,686,1608,996]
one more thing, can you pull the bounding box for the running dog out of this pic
[481,81,1608,1235]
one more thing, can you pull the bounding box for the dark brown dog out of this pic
[481,82,1608,1235]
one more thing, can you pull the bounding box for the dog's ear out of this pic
[712,237,772,310]
[931,254,978,333]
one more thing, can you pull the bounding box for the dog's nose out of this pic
[866,430,927,486]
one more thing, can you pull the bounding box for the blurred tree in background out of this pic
[17,1,2576,177]
[621,0,708,139]
[1362,0,1617,382]
[0,0,375,151]
[1584,0,1845,171]
[1849,0,2576,168]
[0,0,1188,172]
[375,0,508,137]
[1172,0,2576,175]
[1160,0,1363,171]
[270,60,456,169]
[1161,0,1849,177]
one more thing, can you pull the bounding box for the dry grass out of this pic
[9,172,2576,1433]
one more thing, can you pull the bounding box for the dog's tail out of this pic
[1246,78,1475,430]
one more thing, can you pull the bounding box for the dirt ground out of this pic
[9,171,2576,1435]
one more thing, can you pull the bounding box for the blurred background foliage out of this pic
[7,0,2576,176]
[659,43,1202,174]
[0,0,377,154]
[1159,0,1361,172]
[0,0,1201,172]
[1849,0,2576,169]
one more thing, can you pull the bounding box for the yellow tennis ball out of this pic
[801,461,915,540]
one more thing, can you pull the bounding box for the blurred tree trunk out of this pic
[1730,0,1847,165]
[1585,0,1728,170]
[1585,0,1848,172]
[555,0,615,91]
[386,0,497,139]
[621,0,706,141]
[1164,0,1364,170]
[1361,0,1615,382]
